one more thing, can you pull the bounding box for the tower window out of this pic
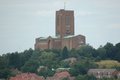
[57,15,59,25]
[66,16,70,25]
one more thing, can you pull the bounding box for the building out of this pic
[88,69,117,79]
[10,73,45,80]
[117,71,120,79]
[46,71,75,80]
[35,9,86,50]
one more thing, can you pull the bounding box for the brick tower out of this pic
[56,9,74,37]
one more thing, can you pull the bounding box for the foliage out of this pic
[0,42,120,79]
[62,77,69,80]
[70,60,97,76]
[114,43,120,61]
[104,43,116,59]
[61,46,69,59]
[0,56,11,78]
[21,59,39,73]
[97,46,107,60]
[8,52,21,69]
[0,68,11,79]
[38,68,55,78]
[77,45,97,58]
[76,75,97,80]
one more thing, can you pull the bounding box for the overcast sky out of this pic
[0,0,120,54]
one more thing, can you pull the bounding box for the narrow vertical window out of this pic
[66,16,70,26]
[57,16,59,25]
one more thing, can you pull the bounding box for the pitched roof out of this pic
[54,71,70,79]
[10,73,44,80]
[88,69,116,73]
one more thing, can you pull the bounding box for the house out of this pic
[117,71,120,78]
[88,69,117,78]
[10,73,44,80]
[46,71,75,80]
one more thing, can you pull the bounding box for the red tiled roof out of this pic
[10,73,44,80]
[54,71,70,79]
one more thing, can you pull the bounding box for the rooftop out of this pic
[88,69,117,73]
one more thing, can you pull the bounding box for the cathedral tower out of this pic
[56,9,74,37]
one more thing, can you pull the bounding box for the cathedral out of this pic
[34,9,86,50]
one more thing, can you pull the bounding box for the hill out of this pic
[0,42,120,79]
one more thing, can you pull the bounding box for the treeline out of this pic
[0,42,120,79]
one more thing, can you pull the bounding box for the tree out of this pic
[104,42,115,59]
[115,43,120,61]
[19,48,33,67]
[38,68,54,78]
[0,56,11,79]
[97,46,107,60]
[70,60,97,76]
[8,52,21,69]
[61,46,69,59]
[69,49,78,58]
[77,45,97,58]
[60,61,70,68]
[39,51,56,68]
[21,60,39,73]
[62,77,69,80]
[76,75,97,80]
[0,68,11,79]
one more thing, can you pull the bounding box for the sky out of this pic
[0,0,120,54]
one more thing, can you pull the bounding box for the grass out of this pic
[96,60,120,68]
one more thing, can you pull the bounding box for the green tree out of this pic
[60,61,70,68]
[38,68,54,78]
[70,60,97,76]
[61,46,69,59]
[8,52,21,69]
[104,42,115,59]
[77,45,97,58]
[0,68,11,79]
[62,77,69,80]
[0,56,11,79]
[19,48,33,67]
[21,59,39,73]
[76,75,96,80]
[115,43,120,61]
[69,49,78,58]
[97,46,107,60]
[39,51,56,68]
